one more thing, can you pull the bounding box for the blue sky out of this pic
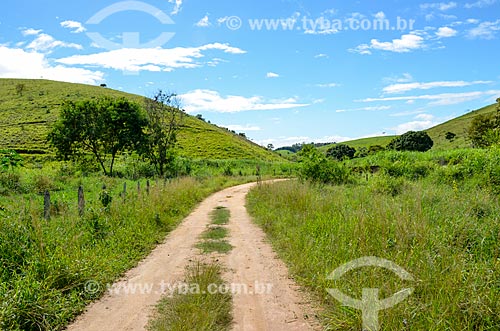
[1,0,499,147]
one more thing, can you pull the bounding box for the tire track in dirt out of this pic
[66,181,318,331]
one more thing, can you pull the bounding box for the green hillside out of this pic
[0,79,282,161]
[319,102,498,152]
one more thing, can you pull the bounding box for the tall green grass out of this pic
[247,150,500,330]
[0,165,247,330]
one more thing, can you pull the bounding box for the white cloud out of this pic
[316,83,339,88]
[383,80,491,94]
[0,46,104,85]
[56,43,246,73]
[223,124,261,132]
[27,33,83,52]
[21,28,42,36]
[465,0,497,8]
[314,53,329,58]
[467,19,500,39]
[392,120,436,134]
[374,11,386,20]
[304,27,339,35]
[351,34,425,54]
[179,89,309,113]
[60,20,86,33]
[436,26,458,37]
[335,106,391,113]
[415,113,435,121]
[168,0,182,15]
[420,2,458,11]
[359,90,500,106]
[195,15,211,27]
[266,72,280,78]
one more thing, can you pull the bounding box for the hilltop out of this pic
[313,103,497,153]
[0,79,282,161]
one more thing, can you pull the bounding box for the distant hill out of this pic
[316,103,498,153]
[0,79,283,161]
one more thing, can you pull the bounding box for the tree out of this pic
[387,131,434,152]
[267,144,274,151]
[445,131,456,142]
[326,144,356,161]
[143,90,184,177]
[48,97,147,176]
[468,114,496,148]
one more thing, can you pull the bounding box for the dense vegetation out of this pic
[248,148,500,330]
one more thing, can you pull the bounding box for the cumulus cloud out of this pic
[266,72,280,78]
[350,34,425,54]
[168,0,182,15]
[436,26,458,37]
[179,89,309,113]
[60,20,86,33]
[0,46,104,84]
[383,80,491,94]
[27,33,83,52]
[56,43,246,73]
[21,28,42,36]
[195,15,211,27]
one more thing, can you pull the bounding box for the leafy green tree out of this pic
[468,114,496,148]
[142,91,184,177]
[387,131,434,152]
[48,97,147,176]
[326,144,356,160]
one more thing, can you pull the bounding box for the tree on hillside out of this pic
[468,114,498,148]
[326,144,356,161]
[387,131,433,152]
[48,97,147,176]
[445,131,456,142]
[142,90,184,177]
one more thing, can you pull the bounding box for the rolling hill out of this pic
[317,102,498,153]
[0,79,283,161]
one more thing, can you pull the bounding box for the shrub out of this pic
[326,144,356,161]
[387,131,434,152]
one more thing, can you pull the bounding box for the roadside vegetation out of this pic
[247,146,500,330]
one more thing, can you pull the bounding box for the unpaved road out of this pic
[67,181,318,331]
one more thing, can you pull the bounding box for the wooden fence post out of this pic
[78,186,85,216]
[43,190,50,220]
[146,180,150,195]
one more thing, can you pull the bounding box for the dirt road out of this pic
[66,181,318,331]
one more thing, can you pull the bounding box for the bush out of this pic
[387,131,434,152]
[326,144,356,161]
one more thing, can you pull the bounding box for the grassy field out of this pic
[0,158,259,330]
[247,149,500,330]
[0,78,282,162]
